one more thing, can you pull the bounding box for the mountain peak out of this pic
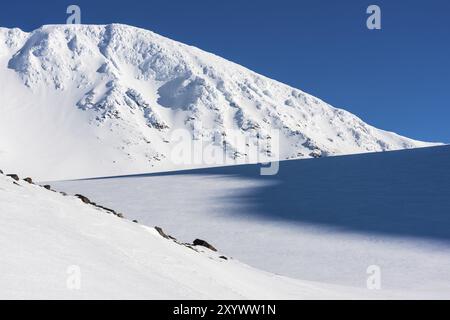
[0,24,439,180]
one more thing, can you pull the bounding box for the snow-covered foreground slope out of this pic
[0,24,439,181]
[53,146,450,299]
[0,170,391,299]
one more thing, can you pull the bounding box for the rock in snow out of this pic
[0,24,440,181]
[193,239,218,252]
[7,174,19,181]
[23,177,33,184]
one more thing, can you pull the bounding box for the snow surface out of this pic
[0,23,447,300]
[0,24,440,181]
[52,146,450,299]
[0,170,397,300]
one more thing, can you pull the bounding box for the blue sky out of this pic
[1,0,449,142]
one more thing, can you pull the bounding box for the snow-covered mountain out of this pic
[0,24,438,180]
[0,170,385,299]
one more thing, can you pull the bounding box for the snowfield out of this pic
[52,146,450,299]
[0,170,393,300]
[0,24,440,181]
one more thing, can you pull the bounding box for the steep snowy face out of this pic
[0,24,438,180]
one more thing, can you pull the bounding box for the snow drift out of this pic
[0,24,439,181]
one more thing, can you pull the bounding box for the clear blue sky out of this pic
[1,0,449,142]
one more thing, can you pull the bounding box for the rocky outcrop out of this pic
[7,174,19,181]
[309,149,322,159]
[23,177,33,184]
[75,194,123,218]
[193,239,217,252]
[153,227,226,259]
[155,226,171,239]
[75,194,91,204]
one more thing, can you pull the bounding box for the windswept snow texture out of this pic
[0,24,439,181]
[53,146,450,298]
[0,172,389,300]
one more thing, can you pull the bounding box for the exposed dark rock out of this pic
[102,207,117,215]
[93,204,116,215]
[193,239,217,252]
[43,185,52,190]
[219,256,228,260]
[183,244,199,252]
[155,226,177,241]
[7,174,19,181]
[60,192,67,196]
[155,226,171,239]
[132,220,139,223]
[0,169,3,174]
[23,177,33,184]
[73,194,122,217]
[309,149,322,159]
[75,194,91,204]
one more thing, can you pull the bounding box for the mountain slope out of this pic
[0,24,438,180]
[0,170,384,299]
